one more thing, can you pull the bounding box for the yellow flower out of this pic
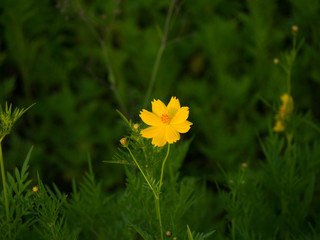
[32,186,39,193]
[273,93,293,132]
[273,120,285,132]
[139,97,193,147]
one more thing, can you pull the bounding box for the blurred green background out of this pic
[0,0,320,232]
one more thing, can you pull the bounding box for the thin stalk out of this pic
[77,1,128,116]
[231,218,236,240]
[292,34,297,54]
[154,196,164,240]
[159,144,170,192]
[144,0,176,107]
[126,142,171,240]
[0,141,11,238]
[231,190,236,240]
[125,146,157,196]
[101,41,128,116]
[286,133,293,166]
[282,133,293,240]
[287,69,291,96]
[155,144,170,240]
[50,225,56,240]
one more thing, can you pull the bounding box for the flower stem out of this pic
[126,144,171,240]
[125,146,157,196]
[231,218,236,240]
[287,69,291,96]
[0,141,11,238]
[159,144,170,193]
[231,189,236,240]
[154,196,164,240]
[155,144,170,240]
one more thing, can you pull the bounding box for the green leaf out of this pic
[6,172,18,193]
[187,225,194,240]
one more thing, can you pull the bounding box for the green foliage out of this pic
[32,178,68,240]
[109,116,213,239]
[0,0,320,239]
[0,147,34,239]
[0,102,34,141]
[66,156,112,239]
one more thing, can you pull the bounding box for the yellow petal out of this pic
[141,126,162,138]
[167,96,180,118]
[170,107,189,124]
[152,127,167,147]
[139,110,162,126]
[152,99,168,117]
[165,125,180,144]
[273,121,285,132]
[172,121,192,133]
[281,94,290,105]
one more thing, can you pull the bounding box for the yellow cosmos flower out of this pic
[273,93,293,132]
[139,97,193,147]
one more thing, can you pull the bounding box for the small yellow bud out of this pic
[291,25,299,34]
[120,137,128,146]
[166,230,172,237]
[173,237,177,240]
[273,58,279,65]
[32,186,39,193]
[120,138,128,146]
[241,162,248,168]
[133,123,139,130]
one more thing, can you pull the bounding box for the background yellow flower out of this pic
[140,97,192,147]
[273,93,294,132]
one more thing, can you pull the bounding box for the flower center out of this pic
[161,114,170,124]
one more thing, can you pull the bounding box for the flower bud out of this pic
[241,162,248,168]
[291,25,299,34]
[32,186,39,193]
[120,137,128,146]
[166,230,172,237]
[273,58,279,65]
[133,123,139,130]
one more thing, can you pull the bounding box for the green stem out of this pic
[231,190,236,240]
[50,225,56,240]
[231,218,236,240]
[126,143,171,240]
[287,69,291,95]
[0,141,11,238]
[155,144,170,240]
[286,133,293,165]
[125,146,157,196]
[101,41,128,116]
[159,144,170,193]
[144,0,176,107]
[292,34,297,53]
[78,1,128,116]
[154,196,164,240]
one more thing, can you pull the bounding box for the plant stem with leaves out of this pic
[126,143,171,240]
[0,140,11,238]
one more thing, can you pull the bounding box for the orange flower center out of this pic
[161,114,170,124]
